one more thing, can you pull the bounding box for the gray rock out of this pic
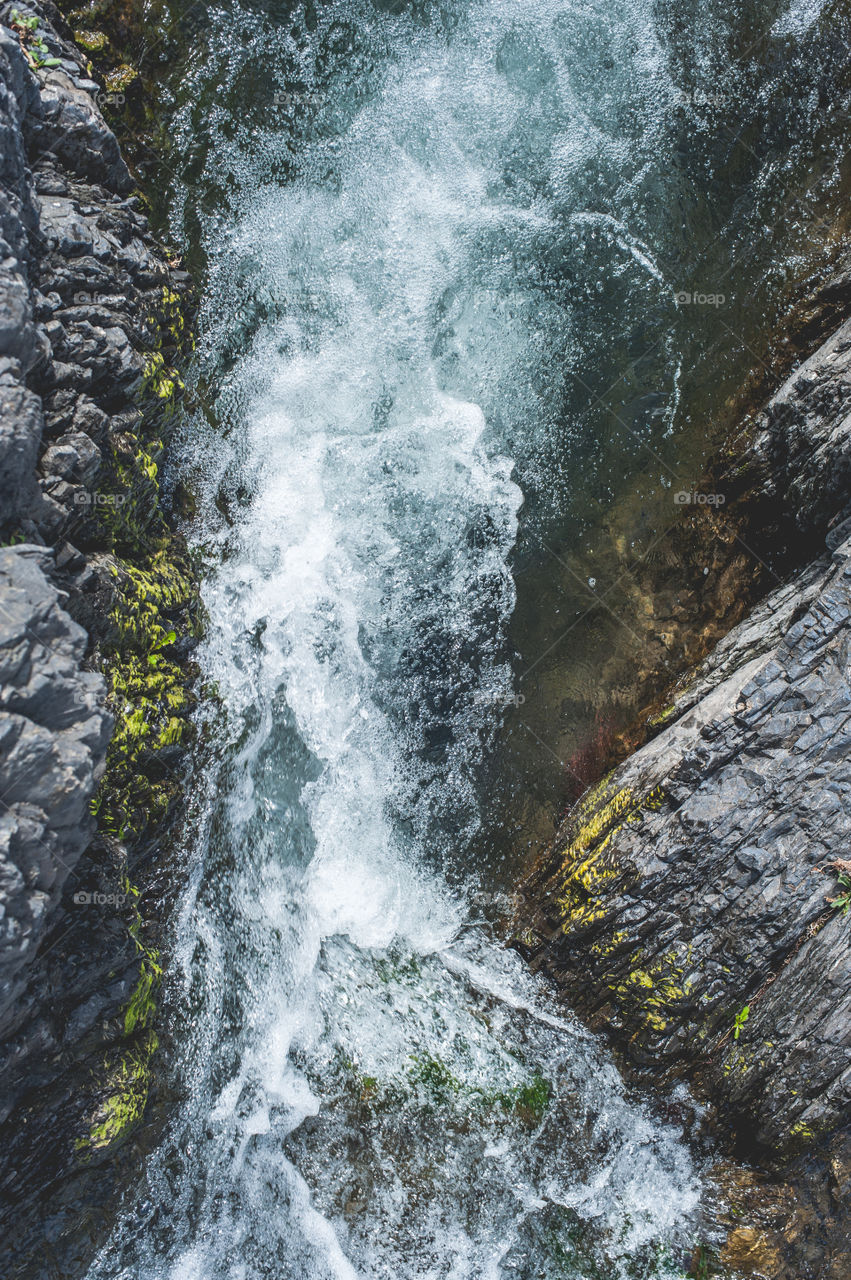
[748,318,851,535]
[522,318,851,1161]
[0,7,195,1271]
[26,70,132,194]
[40,429,100,482]
[0,370,41,521]
[0,546,110,1040]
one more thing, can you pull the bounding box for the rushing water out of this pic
[85,0,850,1275]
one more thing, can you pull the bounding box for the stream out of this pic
[86,0,847,1275]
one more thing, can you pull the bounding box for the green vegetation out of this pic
[77,1032,159,1157]
[87,273,201,844]
[407,1051,551,1124]
[555,782,665,933]
[827,870,851,915]
[10,9,62,67]
[614,947,695,1036]
[93,551,197,842]
[73,27,107,51]
[73,253,198,1163]
[514,1073,551,1124]
[342,1047,552,1129]
[688,1241,721,1278]
[733,1005,749,1040]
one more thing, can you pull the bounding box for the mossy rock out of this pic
[73,28,108,51]
[104,63,138,93]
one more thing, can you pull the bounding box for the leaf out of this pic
[733,1005,749,1040]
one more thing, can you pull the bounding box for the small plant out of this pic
[146,629,177,668]
[829,874,851,915]
[689,1241,721,1279]
[824,859,851,915]
[733,1005,749,1040]
[10,9,61,68]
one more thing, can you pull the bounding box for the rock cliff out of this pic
[0,3,197,1272]
[520,289,851,1276]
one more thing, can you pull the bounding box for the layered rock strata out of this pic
[0,4,196,1273]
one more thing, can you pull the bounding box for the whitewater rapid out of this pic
[85,0,731,1274]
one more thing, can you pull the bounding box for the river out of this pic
[86,0,847,1275]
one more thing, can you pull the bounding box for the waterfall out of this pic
[85,0,837,1273]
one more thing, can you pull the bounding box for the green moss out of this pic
[614,947,696,1035]
[73,27,107,50]
[104,63,137,92]
[143,350,184,406]
[722,1041,755,1077]
[123,958,160,1035]
[648,702,677,728]
[514,1073,551,1124]
[77,1032,159,1157]
[92,368,200,839]
[95,554,197,841]
[350,1052,552,1129]
[71,258,198,1163]
[555,783,665,933]
[75,876,165,1161]
[590,929,628,958]
[409,1051,460,1102]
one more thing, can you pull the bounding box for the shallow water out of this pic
[86,0,851,1275]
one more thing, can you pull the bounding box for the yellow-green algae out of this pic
[73,27,107,50]
[555,781,665,933]
[76,881,164,1158]
[91,272,200,842]
[590,929,628,959]
[648,702,677,728]
[552,779,708,1040]
[103,63,137,92]
[77,1032,159,1157]
[612,946,695,1035]
[143,350,184,405]
[92,548,197,842]
[75,278,198,1162]
[723,1041,757,1077]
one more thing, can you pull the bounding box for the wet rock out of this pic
[522,316,851,1165]
[0,6,195,1270]
[40,428,101,482]
[0,546,111,1039]
[747,316,851,535]
[26,68,132,193]
[0,371,42,520]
